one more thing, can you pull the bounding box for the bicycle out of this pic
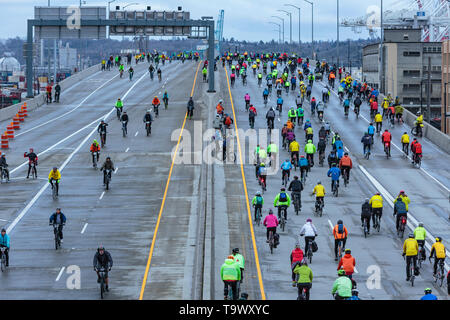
[302,235,314,264]
[97,267,108,299]
[122,121,127,137]
[99,132,106,148]
[363,217,369,238]
[104,169,112,190]
[255,206,262,226]
[51,223,63,250]
[0,166,8,184]
[297,285,308,300]
[343,170,349,188]
[332,180,339,197]
[51,180,58,200]
[402,144,409,158]
[373,212,381,232]
[278,206,287,232]
[163,98,168,109]
[384,142,391,159]
[282,171,289,187]
[417,243,426,269]
[337,239,344,263]
[269,230,275,254]
[397,215,407,238]
[411,125,423,137]
[116,107,122,121]
[92,152,98,169]
[292,193,301,215]
[314,197,324,217]
[145,121,152,136]
[259,176,266,193]
[0,247,7,272]
[158,73,162,82]
[433,258,445,287]
[319,152,325,167]
[404,256,416,287]
[413,153,422,168]
[30,162,37,179]
[153,104,160,118]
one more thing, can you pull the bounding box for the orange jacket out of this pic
[152,98,160,105]
[333,225,348,239]
[286,121,294,130]
[339,156,352,168]
[338,253,355,274]
[216,104,224,114]
[90,144,100,152]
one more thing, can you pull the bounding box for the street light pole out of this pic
[285,4,301,45]
[302,0,314,59]
[108,0,116,39]
[268,22,281,43]
[380,0,384,93]
[271,16,285,45]
[337,0,340,67]
[278,10,292,45]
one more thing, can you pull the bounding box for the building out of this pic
[443,40,450,135]
[0,52,21,72]
[362,29,442,120]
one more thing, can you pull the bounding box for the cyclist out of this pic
[429,237,445,277]
[393,195,408,232]
[397,190,411,211]
[263,209,279,242]
[343,97,350,116]
[148,64,155,79]
[420,288,438,300]
[118,63,124,77]
[299,218,318,257]
[338,248,356,279]
[290,243,304,286]
[304,140,316,167]
[202,67,207,81]
[288,107,297,124]
[288,176,303,211]
[361,198,372,234]
[267,141,278,167]
[402,233,419,282]
[143,110,154,134]
[333,220,348,261]
[274,188,291,221]
[310,97,317,115]
[232,248,245,283]
[339,152,353,184]
[115,98,123,118]
[332,269,353,300]
[317,137,327,164]
[299,155,309,180]
[0,228,10,267]
[311,181,325,210]
[221,255,241,300]
[361,132,372,156]
[276,96,283,114]
[24,148,39,179]
[316,101,325,119]
[367,123,375,142]
[414,222,427,261]
[48,167,61,196]
[415,112,423,136]
[0,154,9,182]
[374,112,383,133]
[327,150,339,169]
[244,93,251,109]
[263,88,269,103]
[332,135,343,152]
[293,259,313,300]
[90,140,101,167]
[49,208,66,243]
[401,132,410,155]
[248,104,257,128]
[187,97,195,120]
[411,139,422,165]
[120,111,129,135]
[54,82,61,102]
[45,82,52,103]
[93,246,113,292]
[128,66,134,80]
[251,191,264,222]
[100,157,115,186]
[163,91,169,108]
[296,104,304,125]
[369,192,383,229]
[152,96,161,114]
[157,68,162,81]
[258,163,267,190]
[223,114,233,129]
[353,95,362,114]
[289,139,300,165]
[216,100,225,116]
[327,163,341,191]
[295,94,302,108]
[381,129,392,157]
[97,119,108,144]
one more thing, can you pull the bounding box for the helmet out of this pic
[255,191,261,196]
[219,99,223,104]
[1,228,5,233]
[365,198,369,202]
[146,110,150,113]
[53,167,57,170]
[337,220,343,225]
[268,209,273,214]
[300,259,307,266]
[306,218,312,223]
[260,163,265,167]
[409,233,414,238]
[338,268,346,276]
[424,288,432,294]
[435,237,442,242]
[376,192,380,195]
[400,190,405,194]
[232,248,239,254]
[97,246,105,252]
[345,249,351,254]
[295,242,301,248]
[416,111,421,115]
[280,188,286,191]
[418,222,423,227]
[317,181,321,185]
[352,289,359,296]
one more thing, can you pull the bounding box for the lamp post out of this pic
[302,0,314,59]
[444,82,449,134]
[380,0,385,93]
[268,22,281,43]
[271,16,285,44]
[278,9,292,45]
[107,0,116,39]
[285,4,301,45]
[122,3,140,41]
[337,0,340,68]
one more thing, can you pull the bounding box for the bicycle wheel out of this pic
[32,166,37,179]
[256,208,261,226]
[1,254,5,272]
[100,278,105,299]
[52,186,57,200]
[308,249,312,264]
[439,269,444,287]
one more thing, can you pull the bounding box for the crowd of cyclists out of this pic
[217,51,448,300]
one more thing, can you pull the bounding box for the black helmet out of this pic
[232,248,239,254]
[97,246,105,252]
[424,288,432,294]
[337,220,343,225]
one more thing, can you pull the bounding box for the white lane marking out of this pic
[320,81,449,192]
[135,131,139,137]
[0,219,9,222]
[327,219,358,273]
[99,191,105,200]
[7,71,148,234]
[16,72,120,137]
[56,267,65,281]
[125,147,130,153]
[81,223,88,234]
[358,164,450,271]
[114,167,118,174]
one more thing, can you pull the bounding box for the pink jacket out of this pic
[263,214,279,228]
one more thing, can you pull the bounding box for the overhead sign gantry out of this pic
[25,6,216,98]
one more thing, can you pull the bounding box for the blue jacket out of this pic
[299,157,309,167]
[327,167,341,181]
[337,147,344,159]
[281,161,293,171]
[304,122,311,130]
[263,89,269,96]
[0,234,10,248]
[343,99,350,107]
[420,294,438,300]
[49,213,67,225]
[277,97,283,104]
[367,125,375,135]
[334,140,343,150]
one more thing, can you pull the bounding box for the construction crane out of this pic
[341,0,449,42]
[215,10,225,53]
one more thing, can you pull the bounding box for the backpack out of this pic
[249,110,256,118]
[267,110,275,118]
[337,223,344,234]
[311,240,318,252]
[279,192,287,202]
[225,117,231,125]
[274,233,280,246]
[256,196,263,205]
[395,199,407,213]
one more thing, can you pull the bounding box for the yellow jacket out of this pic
[289,141,300,152]
[430,242,446,259]
[369,195,383,208]
[374,114,383,123]
[313,184,325,197]
[403,238,418,256]
[395,195,410,211]
[401,134,410,144]
[48,169,61,180]
[416,115,423,124]
[383,100,389,109]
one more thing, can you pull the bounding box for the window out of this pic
[403,70,421,77]
[403,97,421,105]
[403,34,409,41]
[403,84,420,91]
[403,51,420,57]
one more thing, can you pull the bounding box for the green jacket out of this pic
[293,265,313,283]
[288,109,297,118]
[285,81,290,87]
[331,276,352,298]
[233,253,245,269]
[252,195,264,206]
[220,259,241,281]
[258,149,267,159]
[305,141,316,154]
[297,107,304,116]
[202,68,207,74]
[274,192,291,207]
[115,100,123,108]
[414,227,426,241]
[267,143,278,153]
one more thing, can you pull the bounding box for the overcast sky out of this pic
[0,0,415,41]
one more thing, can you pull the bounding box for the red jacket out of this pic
[338,253,356,274]
[290,248,304,265]
[249,106,257,115]
[414,143,422,154]
[339,156,353,168]
[370,101,378,110]
[382,131,392,143]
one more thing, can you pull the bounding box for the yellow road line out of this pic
[224,67,266,300]
[139,61,202,300]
